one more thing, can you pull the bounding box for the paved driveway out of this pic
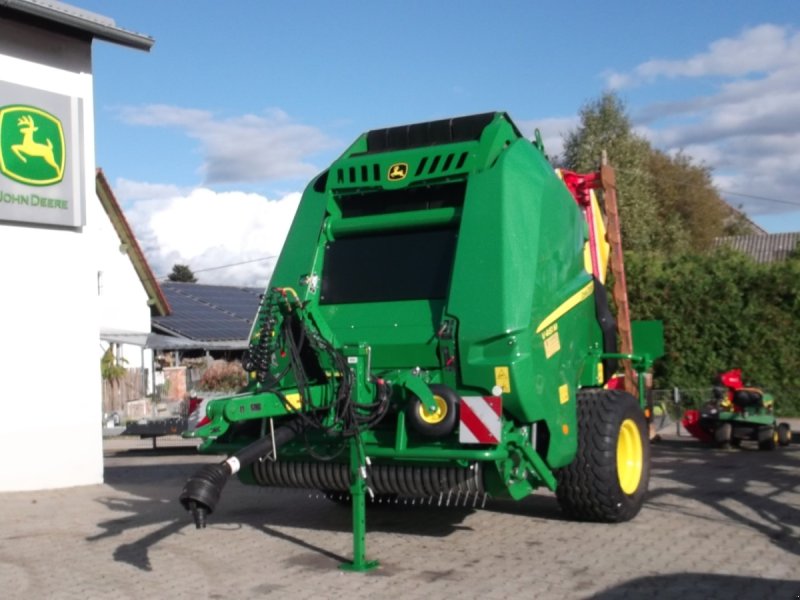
[1,428,798,599]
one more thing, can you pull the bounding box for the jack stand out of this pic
[340,436,379,572]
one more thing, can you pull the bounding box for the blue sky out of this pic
[76,0,800,285]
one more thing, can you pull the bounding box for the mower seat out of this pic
[732,388,763,408]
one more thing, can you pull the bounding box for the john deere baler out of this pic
[180,112,651,570]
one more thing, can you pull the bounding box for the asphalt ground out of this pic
[1,422,798,600]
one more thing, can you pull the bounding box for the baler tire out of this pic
[406,384,458,439]
[777,422,792,446]
[555,389,650,523]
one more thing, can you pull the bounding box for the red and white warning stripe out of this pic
[459,396,502,444]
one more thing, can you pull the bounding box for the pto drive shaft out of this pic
[179,417,304,528]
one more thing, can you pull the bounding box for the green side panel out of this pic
[447,136,598,466]
[319,300,444,369]
[631,320,665,360]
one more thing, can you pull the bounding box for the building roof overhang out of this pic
[96,169,171,316]
[1,0,154,51]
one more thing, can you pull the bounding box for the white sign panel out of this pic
[0,81,85,228]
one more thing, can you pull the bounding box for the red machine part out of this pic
[716,368,745,412]
[719,369,744,391]
[560,170,603,278]
[681,409,712,442]
[606,375,626,390]
[188,395,211,429]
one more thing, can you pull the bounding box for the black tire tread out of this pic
[777,423,791,447]
[714,422,732,449]
[555,389,650,523]
[406,384,459,439]
[758,426,777,451]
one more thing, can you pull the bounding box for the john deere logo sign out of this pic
[0,105,65,186]
[0,82,84,228]
[388,162,408,181]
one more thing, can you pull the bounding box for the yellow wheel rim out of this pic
[617,418,643,495]
[418,395,448,425]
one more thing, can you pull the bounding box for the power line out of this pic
[613,166,800,209]
[716,189,800,208]
[158,255,277,280]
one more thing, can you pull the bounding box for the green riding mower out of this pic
[682,369,792,450]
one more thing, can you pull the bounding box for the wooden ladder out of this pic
[600,162,637,398]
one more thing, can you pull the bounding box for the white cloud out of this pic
[607,24,800,88]
[603,71,631,90]
[118,105,338,185]
[114,177,187,203]
[640,81,800,216]
[123,182,301,287]
[516,116,578,161]
[604,24,800,219]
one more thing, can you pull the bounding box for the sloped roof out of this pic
[95,169,170,316]
[725,208,768,235]
[152,282,262,345]
[714,232,800,263]
[3,0,154,50]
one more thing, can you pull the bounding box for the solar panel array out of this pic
[153,282,263,342]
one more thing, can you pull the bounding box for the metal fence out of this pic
[102,365,205,449]
[650,387,715,436]
[101,367,146,417]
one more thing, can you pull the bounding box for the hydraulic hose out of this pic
[179,417,304,528]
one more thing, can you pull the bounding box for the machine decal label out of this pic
[285,393,302,410]
[388,162,408,181]
[494,366,511,393]
[544,331,561,358]
[559,384,569,404]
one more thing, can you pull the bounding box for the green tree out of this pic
[563,92,753,256]
[168,263,197,283]
[646,149,729,253]
[101,347,127,382]
[562,93,800,415]
[563,92,659,252]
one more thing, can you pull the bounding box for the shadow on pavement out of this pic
[647,437,800,556]
[94,435,798,571]
[92,457,475,571]
[594,572,800,598]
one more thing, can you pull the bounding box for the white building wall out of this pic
[0,40,102,490]
[95,206,154,371]
[96,239,152,337]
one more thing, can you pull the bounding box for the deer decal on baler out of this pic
[12,115,62,178]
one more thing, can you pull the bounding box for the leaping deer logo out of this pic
[388,162,408,181]
[12,115,62,178]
